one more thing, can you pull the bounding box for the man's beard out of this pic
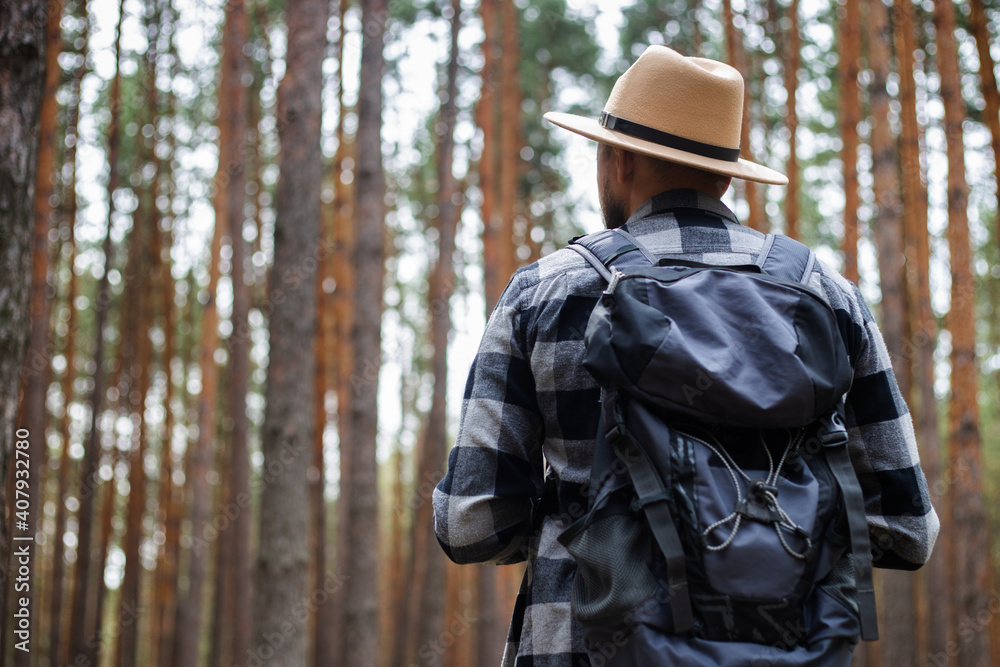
[600,179,628,230]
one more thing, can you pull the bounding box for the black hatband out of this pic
[599,111,741,163]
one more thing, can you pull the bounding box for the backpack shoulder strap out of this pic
[756,233,816,284]
[570,228,657,281]
[819,407,880,641]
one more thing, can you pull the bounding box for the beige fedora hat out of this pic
[544,45,787,185]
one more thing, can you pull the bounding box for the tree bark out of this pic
[49,16,86,661]
[173,2,230,654]
[342,0,386,663]
[783,0,799,240]
[867,0,915,658]
[723,0,765,231]
[893,0,946,660]
[330,0,356,661]
[933,0,996,664]
[839,0,862,283]
[0,0,47,657]
[873,9,917,663]
[252,0,327,663]
[218,1,252,665]
[403,2,462,661]
[67,2,124,662]
[153,6,182,663]
[969,0,1000,246]
[478,0,501,312]
[328,0,356,667]
[12,0,62,662]
[498,0,520,284]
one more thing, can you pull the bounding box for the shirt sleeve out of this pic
[838,282,941,570]
[433,271,546,565]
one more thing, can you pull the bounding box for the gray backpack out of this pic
[558,228,878,666]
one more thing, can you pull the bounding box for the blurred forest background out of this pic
[1,0,1000,665]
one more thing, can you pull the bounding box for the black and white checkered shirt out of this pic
[433,189,940,666]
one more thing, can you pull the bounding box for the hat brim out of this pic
[544,111,788,186]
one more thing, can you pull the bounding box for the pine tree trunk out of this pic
[868,0,915,652]
[498,0,520,285]
[723,0,764,231]
[403,3,462,661]
[839,0,862,283]
[893,0,946,660]
[933,0,997,664]
[867,0,910,394]
[783,0,799,239]
[253,0,327,663]
[219,1,252,664]
[174,31,229,664]
[117,7,165,660]
[478,0,501,312]
[152,171,177,667]
[49,32,85,662]
[68,2,124,661]
[969,0,1000,246]
[331,88,357,667]
[117,217,154,667]
[328,1,355,661]
[0,1,47,658]
[12,0,62,662]
[210,433,232,667]
[169,275,201,667]
[154,8,182,662]
[342,0,385,663]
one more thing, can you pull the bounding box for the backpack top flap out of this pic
[575,230,852,429]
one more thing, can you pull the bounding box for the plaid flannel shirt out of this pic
[433,190,940,667]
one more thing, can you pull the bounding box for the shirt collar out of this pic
[623,189,741,227]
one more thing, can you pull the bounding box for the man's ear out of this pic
[613,146,634,185]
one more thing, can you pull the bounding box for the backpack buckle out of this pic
[818,410,848,446]
[605,423,626,444]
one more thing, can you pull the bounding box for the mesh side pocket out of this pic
[562,507,659,624]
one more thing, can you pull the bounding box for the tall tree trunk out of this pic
[867,0,910,397]
[118,4,165,660]
[867,0,915,659]
[68,2,125,662]
[839,0,862,283]
[497,0,520,286]
[89,445,121,666]
[328,0,355,662]
[893,0,946,660]
[13,0,62,661]
[342,0,385,663]
[174,10,230,657]
[933,0,997,664]
[169,274,201,667]
[723,0,765,231]
[117,214,154,667]
[154,6,182,662]
[49,20,86,661]
[331,1,356,661]
[152,171,177,667]
[217,1,252,665]
[209,434,232,667]
[311,11,345,666]
[403,2,462,661]
[783,0,799,240]
[445,563,474,667]
[969,0,1000,245]
[478,0,501,312]
[0,1,47,657]
[472,4,520,659]
[253,0,327,663]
